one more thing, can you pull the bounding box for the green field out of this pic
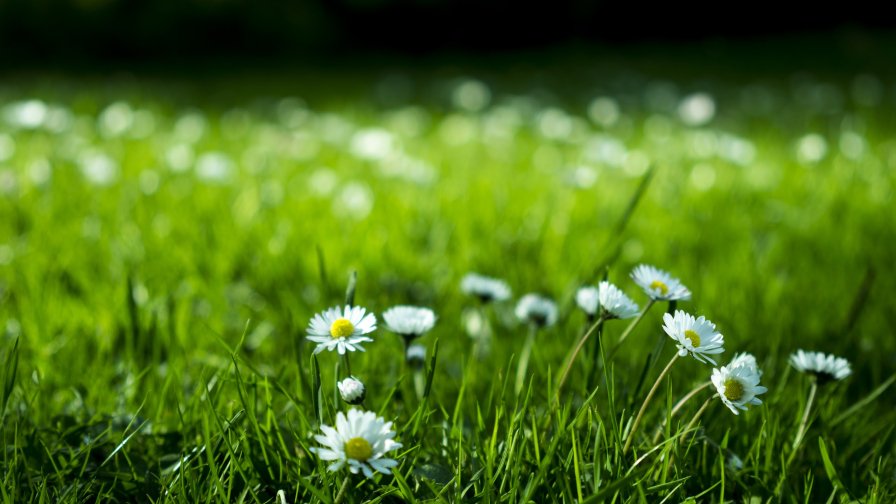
[1,70,895,502]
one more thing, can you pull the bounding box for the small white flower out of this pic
[711,358,767,415]
[598,281,639,319]
[338,377,366,405]
[515,294,558,327]
[406,344,427,367]
[662,310,724,364]
[728,352,761,375]
[461,273,512,302]
[312,409,402,478]
[576,281,639,319]
[789,350,852,383]
[306,305,377,355]
[575,286,600,316]
[631,264,692,301]
[382,306,436,339]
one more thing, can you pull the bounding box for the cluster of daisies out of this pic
[304,264,853,481]
[462,264,852,452]
[305,303,437,478]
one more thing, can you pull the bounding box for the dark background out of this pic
[1,0,895,69]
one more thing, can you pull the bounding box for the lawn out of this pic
[1,67,894,502]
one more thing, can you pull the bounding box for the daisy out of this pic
[338,377,366,405]
[711,358,768,415]
[631,264,692,301]
[515,293,558,328]
[576,282,639,319]
[312,409,402,478]
[461,273,512,302]
[306,305,376,355]
[728,352,760,373]
[598,281,639,319]
[789,350,851,383]
[662,310,724,364]
[382,306,436,341]
[575,286,600,316]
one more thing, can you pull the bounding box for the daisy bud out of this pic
[338,376,366,405]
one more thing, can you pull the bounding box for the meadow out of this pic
[0,67,895,502]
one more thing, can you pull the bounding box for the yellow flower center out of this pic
[684,329,701,347]
[344,437,373,461]
[649,280,669,295]
[724,379,745,401]
[330,318,355,339]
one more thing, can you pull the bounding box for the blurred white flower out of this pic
[383,306,436,340]
[789,350,851,383]
[461,273,511,303]
[452,79,491,112]
[79,152,118,186]
[195,152,234,183]
[515,294,558,328]
[678,92,716,126]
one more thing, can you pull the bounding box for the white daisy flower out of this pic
[338,377,366,405]
[662,310,724,364]
[789,350,852,383]
[728,352,761,375]
[306,305,376,355]
[598,281,639,319]
[575,286,600,316]
[312,409,402,478]
[461,273,512,302]
[515,294,558,328]
[382,305,436,340]
[576,281,639,319]
[631,264,692,301]
[711,360,767,415]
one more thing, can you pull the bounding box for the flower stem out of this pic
[608,299,656,360]
[515,324,539,395]
[775,379,819,496]
[680,395,713,445]
[652,381,712,443]
[333,475,351,504]
[623,353,679,454]
[554,316,605,403]
[341,353,353,378]
[792,380,818,451]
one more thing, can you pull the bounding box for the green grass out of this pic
[1,70,895,502]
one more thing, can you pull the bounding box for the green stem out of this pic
[515,324,538,395]
[333,475,351,504]
[652,381,712,443]
[554,316,605,403]
[680,396,713,445]
[792,380,818,451]
[623,353,679,454]
[341,353,352,378]
[775,380,819,496]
